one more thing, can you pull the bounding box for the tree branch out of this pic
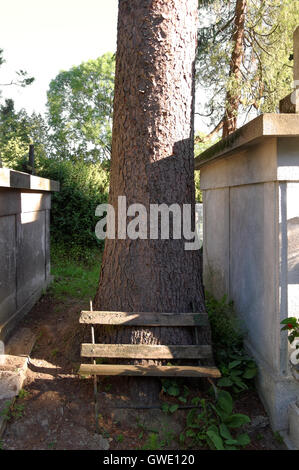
[195,118,224,143]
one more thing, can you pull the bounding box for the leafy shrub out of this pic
[206,293,257,393]
[206,294,242,355]
[161,381,252,450]
[183,390,250,450]
[281,317,299,373]
[37,158,110,251]
[217,356,257,393]
[281,317,299,345]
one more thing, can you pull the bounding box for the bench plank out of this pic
[80,311,209,326]
[81,343,213,359]
[79,364,221,378]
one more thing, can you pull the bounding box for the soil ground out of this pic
[1,294,287,450]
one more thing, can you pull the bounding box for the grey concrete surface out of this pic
[197,122,299,449]
[0,328,36,438]
[195,113,299,171]
[0,170,59,342]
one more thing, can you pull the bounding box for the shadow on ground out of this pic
[1,294,286,450]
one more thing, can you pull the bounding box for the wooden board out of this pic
[79,311,209,326]
[81,343,213,359]
[79,363,221,378]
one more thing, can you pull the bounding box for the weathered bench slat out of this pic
[81,343,213,359]
[79,364,221,378]
[79,311,209,326]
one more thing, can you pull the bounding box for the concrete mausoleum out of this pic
[195,28,299,449]
[195,115,299,448]
[0,168,59,342]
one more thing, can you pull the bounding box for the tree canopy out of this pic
[0,47,39,168]
[196,0,299,139]
[46,52,115,163]
[0,98,48,169]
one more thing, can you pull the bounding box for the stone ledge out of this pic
[0,168,59,192]
[280,402,299,450]
[288,401,299,450]
[195,113,299,170]
[245,339,299,443]
[0,328,36,439]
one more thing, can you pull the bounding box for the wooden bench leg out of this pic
[90,300,99,434]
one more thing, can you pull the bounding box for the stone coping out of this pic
[0,168,59,192]
[194,113,299,170]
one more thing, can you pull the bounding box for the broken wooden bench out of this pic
[78,311,221,379]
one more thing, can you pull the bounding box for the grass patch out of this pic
[49,242,102,301]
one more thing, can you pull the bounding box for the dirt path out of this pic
[1,294,285,450]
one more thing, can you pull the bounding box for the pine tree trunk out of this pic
[94,0,209,404]
[222,0,247,137]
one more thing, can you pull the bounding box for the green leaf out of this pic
[281,317,297,326]
[217,390,233,415]
[236,433,251,446]
[186,429,196,438]
[232,377,248,389]
[186,409,197,427]
[206,429,224,450]
[243,368,257,379]
[207,424,219,433]
[167,386,180,397]
[179,396,187,404]
[224,439,238,445]
[169,404,179,413]
[228,360,242,369]
[230,369,242,376]
[191,397,201,406]
[219,423,232,440]
[162,403,169,413]
[211,403,227,421]
[218,377,233,387]
[226,413,251,429]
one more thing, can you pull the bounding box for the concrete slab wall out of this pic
[199,131,299,448]
[229,183,279,373]
[0,214,17,326]
[0,175,57,341]
[203,188,230,300]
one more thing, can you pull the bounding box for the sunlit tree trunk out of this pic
[222,0,247,137]
[94,0,209,404]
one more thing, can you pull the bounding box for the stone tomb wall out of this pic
[195,116,299,449]
[0,169,59,341]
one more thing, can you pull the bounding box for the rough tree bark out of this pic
[222,0,247,138]
[94,0,209,404]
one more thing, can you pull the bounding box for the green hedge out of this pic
[38,159,110,250]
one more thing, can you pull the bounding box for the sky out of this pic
[1,0,207,131]
[1,0,118,115]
